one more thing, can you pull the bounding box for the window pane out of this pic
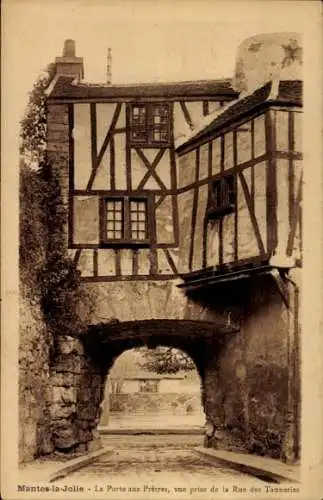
[160,130,168,141]
[129,199,147,240]
[105,199,124,239]
[212,181,221,208]
[131,200,145,211]
[132,106,147,143]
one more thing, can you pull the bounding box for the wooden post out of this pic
[282,268,301,463]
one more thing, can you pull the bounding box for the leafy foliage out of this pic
[140,346,195,374]
[19,162,47,296]
[20,64,96,336]
[20,63,55,166]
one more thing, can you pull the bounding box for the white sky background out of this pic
[2,0,311,124]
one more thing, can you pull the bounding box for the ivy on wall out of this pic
[20,65,96,338]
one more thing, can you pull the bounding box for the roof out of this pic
[176,79,303,151]
[110,368,184,380]
[48,76,238,101]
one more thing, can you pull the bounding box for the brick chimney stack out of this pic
[54,39,84,82]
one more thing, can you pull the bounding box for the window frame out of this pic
[207,174,236,219]
[129,102,171,147]
[100,193,153,247]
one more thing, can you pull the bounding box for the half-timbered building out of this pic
[34,34,302,462]
[176,78,302,286]
[48,64,238,281]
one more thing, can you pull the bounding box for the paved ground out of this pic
[58,434,263,494]
[100,433,205,448]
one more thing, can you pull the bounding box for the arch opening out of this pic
[98,346,206,433]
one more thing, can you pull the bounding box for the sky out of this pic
[2,0,314,123]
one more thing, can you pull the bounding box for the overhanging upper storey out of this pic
[175,79,303,287]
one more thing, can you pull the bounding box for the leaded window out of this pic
[130,103,171,146]
[101,196,151,246]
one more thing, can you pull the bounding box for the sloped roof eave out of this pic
[47,75,238,101]
[176,79,303,153]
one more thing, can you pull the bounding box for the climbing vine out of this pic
[20,65,96,337]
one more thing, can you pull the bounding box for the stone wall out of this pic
[50,335,106,453]
[201,275,293,459]
[19,292,54,462]
[107,393,202,414]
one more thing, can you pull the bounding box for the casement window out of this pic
[207,174,236,218]
[130,103,171,146]
[101,196,151,246]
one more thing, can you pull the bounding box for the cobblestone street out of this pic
[59,434,263,491]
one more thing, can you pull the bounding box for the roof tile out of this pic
[176,80,303,150]
[48,76,238,100]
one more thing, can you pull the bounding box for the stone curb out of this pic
[98,427,204,435]
[193,447,300,484]
[48,446,114,483]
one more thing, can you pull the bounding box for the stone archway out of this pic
[49,318,238,453]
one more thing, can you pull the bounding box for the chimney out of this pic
[54,39,84,82]
[107,48,112,84]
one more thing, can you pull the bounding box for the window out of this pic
[130,103,170,146]
[139,379,159,393]
[106,199,124,240]
[207,174,236,218]
[129,199,148,241]
[101,196,151,246]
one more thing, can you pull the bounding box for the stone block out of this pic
[77,419,90,430]
[78,429,92,443]
[51,418,74,430]
[75,443,87,453]
[47,105,69,124]
[47,130,69,143]
[53,427,78,450]
[47,142,69,154]
[87,438,102,453]
[52,354,82,374]
[50,403,76,420]
[52,386,77,404]
[51,372,75,387]
[47,122,69,133]
[39,428,54,455]
[78,387,94,403]
[22,420,37,458]
[56,337,84,356]
[77,405,97,421]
